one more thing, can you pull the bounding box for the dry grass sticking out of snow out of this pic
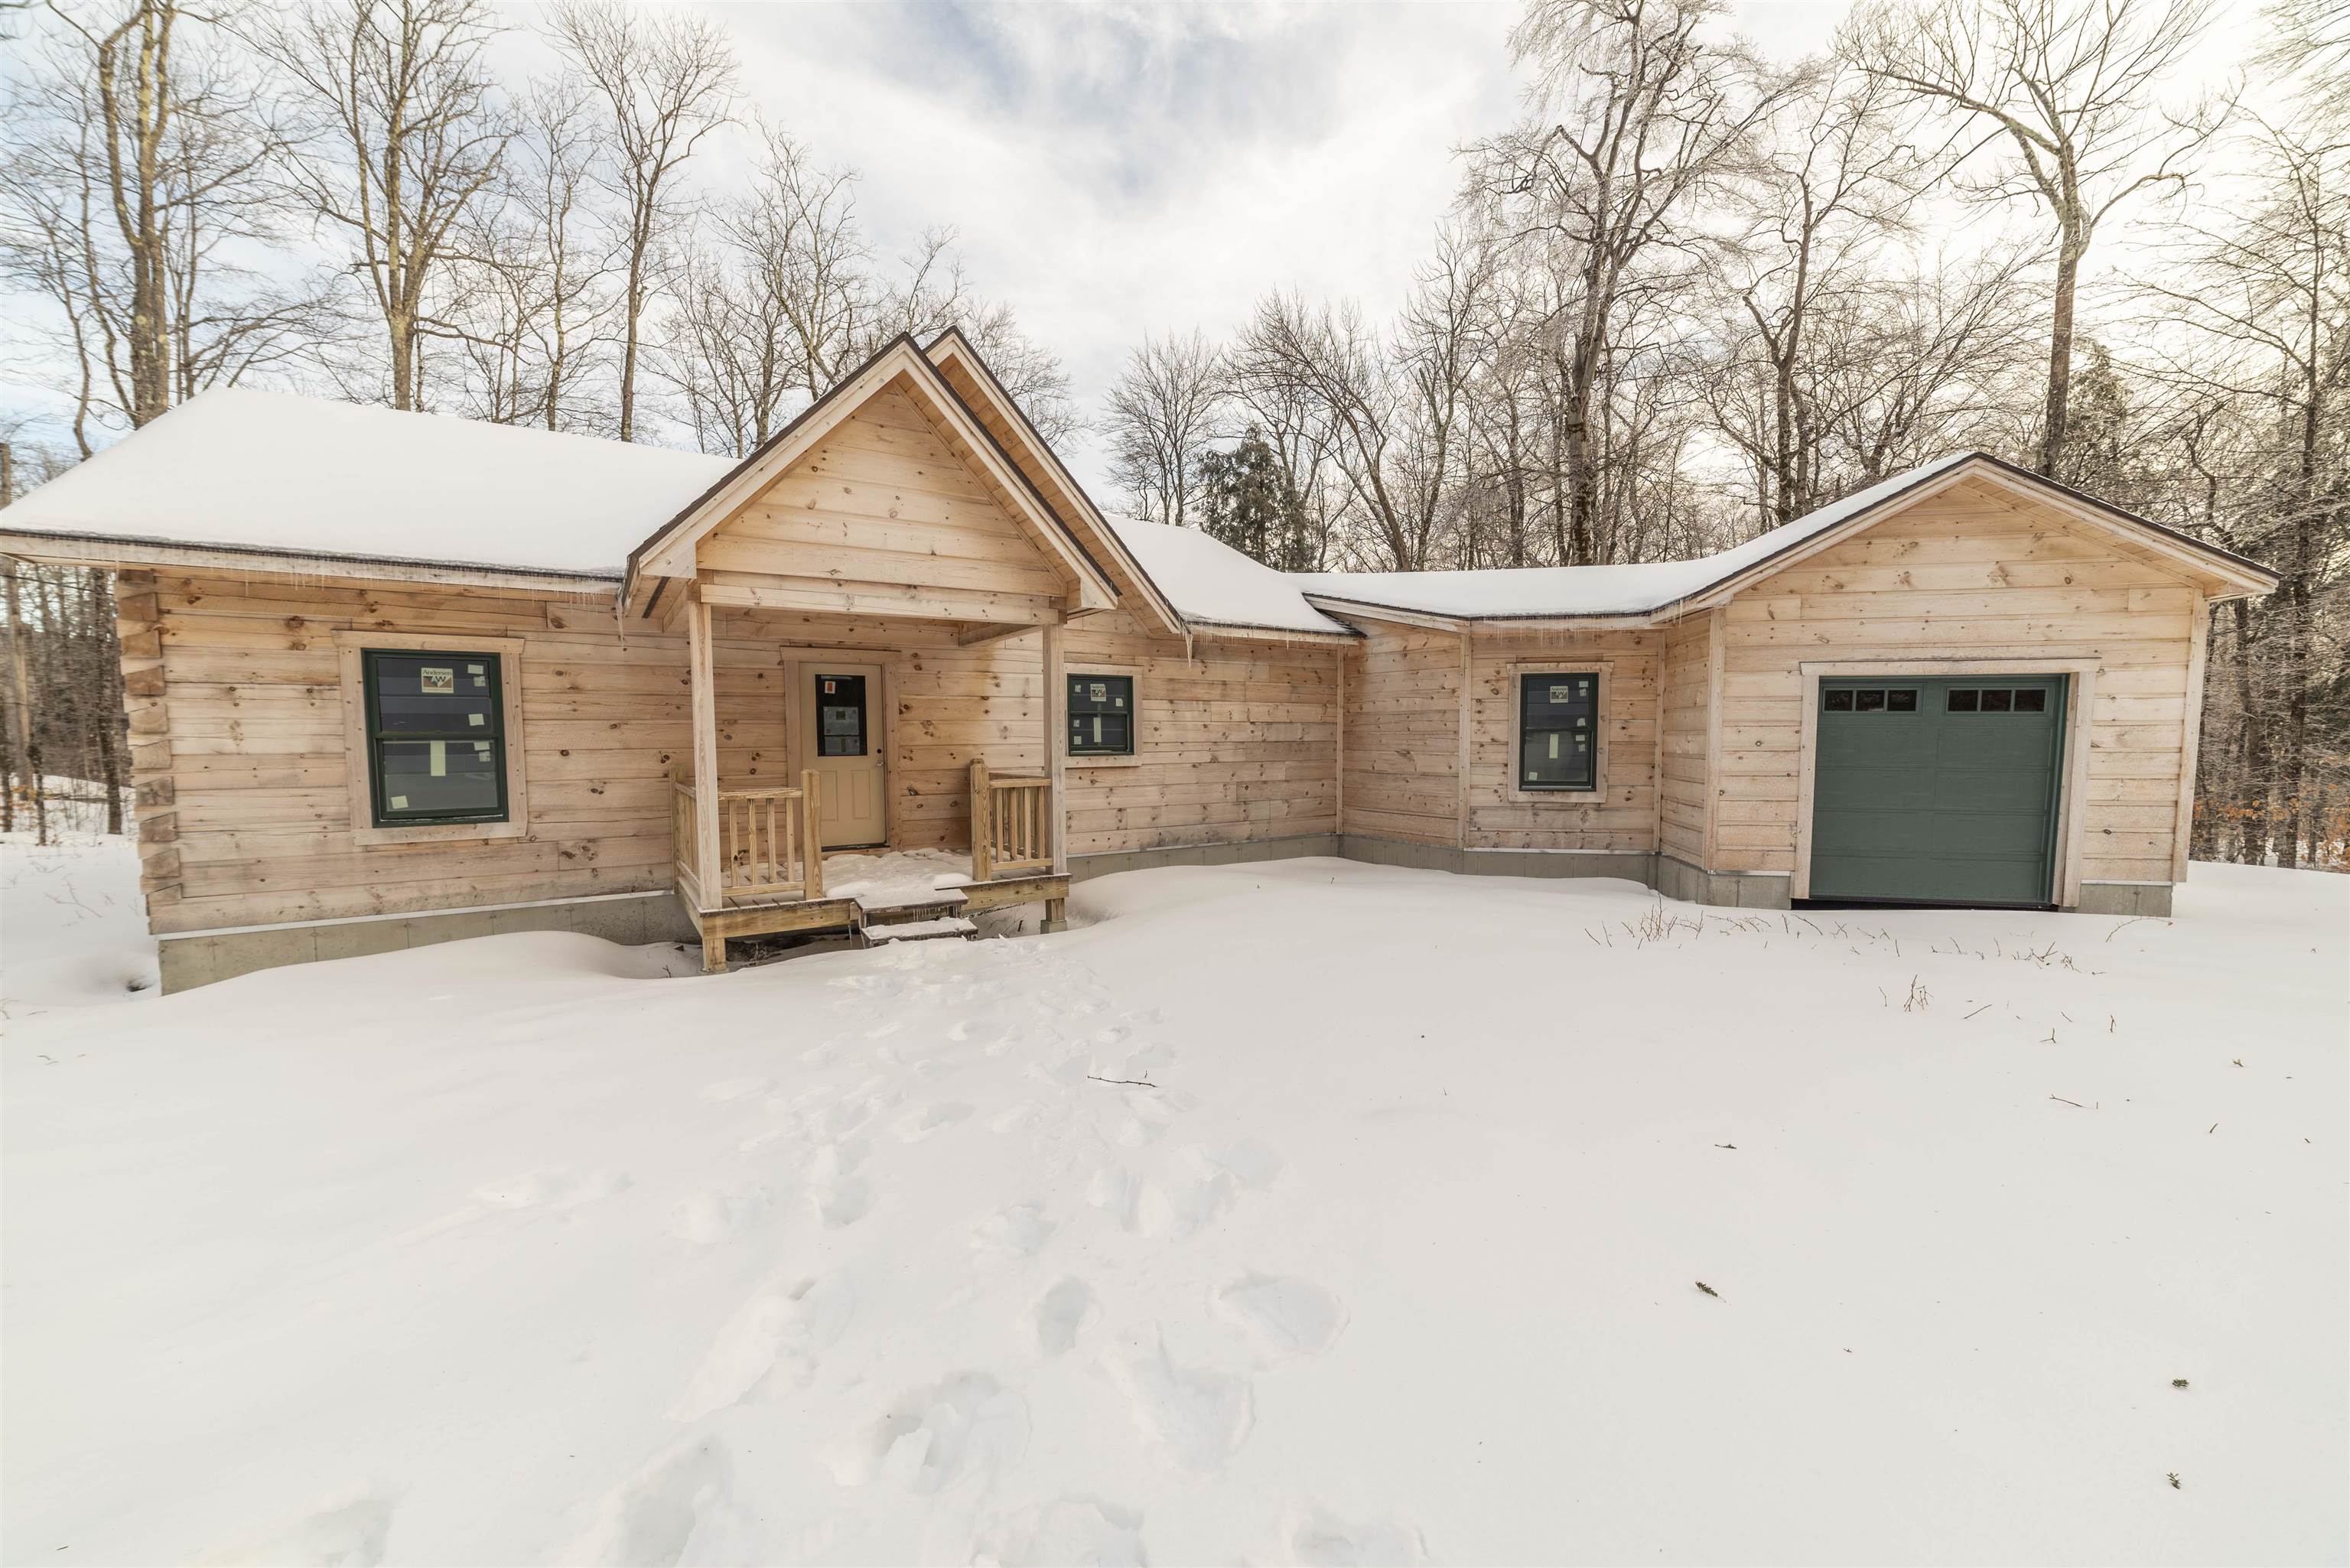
[2,858,2343,1566]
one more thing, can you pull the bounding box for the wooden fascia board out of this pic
[923,330,1189,639]
[1186,620,1359,646]
[1303,596,1463,633]
[0,529,621,595]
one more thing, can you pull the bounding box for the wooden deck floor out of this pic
[680,872,1069,973]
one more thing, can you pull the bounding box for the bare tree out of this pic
[1842,0,2225,477]
[548,0,737,442]
[1103,330,1225,526]
[2,0,325,446]
[1469,0,1786,564]
[259,0,513,412]
[2138,109,2350,866]
[1717,60,1926,521]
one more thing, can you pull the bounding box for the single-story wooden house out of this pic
[0,331,2277,990]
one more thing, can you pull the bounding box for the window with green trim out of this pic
[1068,674,1134,756]
[1518,672,1597,790]
[362,650,508,827]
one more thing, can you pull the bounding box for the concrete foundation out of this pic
[158,890,697,993]
[156,838,2177,991]
[2071,881,2176,917]
[1654,854,1795,910]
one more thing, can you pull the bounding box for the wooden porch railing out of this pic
[672,769,825,909]
[968,758,1055,881]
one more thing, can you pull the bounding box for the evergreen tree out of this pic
[1196,428,1313,570]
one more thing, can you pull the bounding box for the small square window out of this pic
[815,674,868,756]
[1948,689,1979,712]
[1980,688,2013,712]
[1855,689,1886,712]
[1824,690,1854,712]
[1068,674,1136,756]
[2013,688,2047,713]
[1886,689,1918,712]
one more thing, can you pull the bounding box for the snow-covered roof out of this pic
[1293,454,1983,620]
[1105,516,1353,636]
[0,388,735,579]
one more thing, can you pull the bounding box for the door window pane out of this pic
[1948,688,1979,711]
[816,675,867,756]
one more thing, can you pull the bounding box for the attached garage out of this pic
[1807,674,2068,907]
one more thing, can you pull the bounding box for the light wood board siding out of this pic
[1709,476,2202,883]
[1660,613,1714,867]
[693,385,1069,625]
[1340,623,1463,846]
[710,607,1337,860]
[1463,630,1659,852]
[145,573,685,934]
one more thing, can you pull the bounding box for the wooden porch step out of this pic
[857,891,971,926]
[862,916,977,945]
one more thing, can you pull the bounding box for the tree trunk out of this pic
[2037,239,2080,477]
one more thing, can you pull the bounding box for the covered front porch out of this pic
[666,593,1073,973]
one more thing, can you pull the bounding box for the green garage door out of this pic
[1809,675,2066,907]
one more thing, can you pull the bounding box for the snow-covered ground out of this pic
[2,851,2343,1566]
[2,827,158,1018]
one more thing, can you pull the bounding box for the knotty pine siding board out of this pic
[1339,624,1463,847]
[148,573,685,935]
[705,607,1339,859]
[1659,613,1714,867]
[1464,629,1660,853]
[1711,478,2201,882]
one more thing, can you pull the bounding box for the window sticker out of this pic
[429,740,447,777]
[389,794,408,810]
[1550,684,1576,704]
[467,711,486,726]
[1089,682,1109,703]
[420,666,454,697]
[1548,734,1560,760]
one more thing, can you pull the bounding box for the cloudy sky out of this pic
[643,0,2267,492]
[672,0,1859,487]
[4,0,2274,492]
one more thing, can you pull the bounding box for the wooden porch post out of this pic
[686,590,723,922]
[1042,620,1069,930]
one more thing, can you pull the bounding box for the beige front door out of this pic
[806,663,886,849]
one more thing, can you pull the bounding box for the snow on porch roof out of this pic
[0,387,736,579]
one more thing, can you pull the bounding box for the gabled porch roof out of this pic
[623,334,1149,627]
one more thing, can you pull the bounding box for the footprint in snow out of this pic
[562,1438,739,1567]
[666,1183,773,1246]
[828,1374,1029,1495]
[210,1488,394,1567]
[970,1202,1056,1265]
[669,1274,854,1420]
[1275,1505,1431,1566]
[1085,1165,1147,1232]
[472,1167,631,1212]
[1213,1274,1346,1362]
[1138,1141,1281,1240]
[972,1498,1145,1567]
[1099,1326,1252,1472]
[809,1143,872,1228]
[1030,1277,1096,1358]
[891,1101,974,1143]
